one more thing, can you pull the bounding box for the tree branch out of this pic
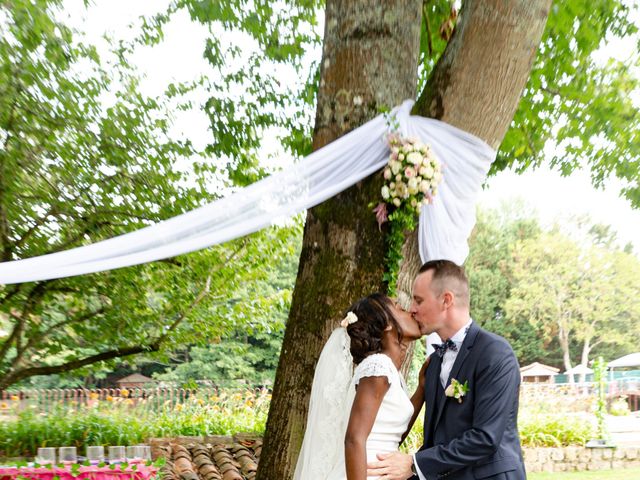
[0,343,161,389]
[13,306,108,370]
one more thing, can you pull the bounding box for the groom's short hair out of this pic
[418,260,469,307]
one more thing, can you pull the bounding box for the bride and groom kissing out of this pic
[294,260,526,480]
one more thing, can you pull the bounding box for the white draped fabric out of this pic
[0,100,495,285]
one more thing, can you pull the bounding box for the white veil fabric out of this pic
[293,327,355,480]
[0,100,495,284]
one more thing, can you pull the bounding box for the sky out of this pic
[62,0,640,252]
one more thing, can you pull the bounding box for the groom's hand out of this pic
[367,452,413,480]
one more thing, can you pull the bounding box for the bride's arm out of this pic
[401,355,431,443]
[344,376,390,480]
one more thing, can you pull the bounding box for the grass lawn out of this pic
[529,468,640,479]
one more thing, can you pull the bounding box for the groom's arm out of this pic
[414,342,519,478]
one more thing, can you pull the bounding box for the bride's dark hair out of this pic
[345,293,402,365]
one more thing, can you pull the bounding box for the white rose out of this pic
[420,180,430,193]
[445,384,455,397]
[390,182,396,189]
[390,161,401,175]
[408,177,418,190]
[396,183,408,198]
[381,186,390,199]
[395,174,402,182]
[407,152,423,165]
[383,168,392,180]
[422,165,434,178]
[393,197,401,207]
[398,154,405,161]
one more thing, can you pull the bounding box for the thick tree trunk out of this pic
[258,1,551,478]
[256,2,423,479]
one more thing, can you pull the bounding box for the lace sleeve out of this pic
[353,353,396,386]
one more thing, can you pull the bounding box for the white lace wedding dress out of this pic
[293,328,415,480]
[325,353,414,480]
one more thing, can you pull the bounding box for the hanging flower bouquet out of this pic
[375,133,443,294]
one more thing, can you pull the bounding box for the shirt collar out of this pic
[450,318,473,344]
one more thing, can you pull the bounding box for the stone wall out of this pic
[523,446,640,473]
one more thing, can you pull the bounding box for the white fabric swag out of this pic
[0,100,496,285]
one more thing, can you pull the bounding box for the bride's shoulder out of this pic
[353,353,397,385]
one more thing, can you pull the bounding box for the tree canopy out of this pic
[0,0,300,389]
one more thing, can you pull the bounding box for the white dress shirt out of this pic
[414,319,473,480]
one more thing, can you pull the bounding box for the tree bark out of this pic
[257,2,423,479]
[258,1,551,478]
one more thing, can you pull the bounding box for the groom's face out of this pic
[410,270,445,335]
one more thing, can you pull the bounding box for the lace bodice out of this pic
[326,353,414,480]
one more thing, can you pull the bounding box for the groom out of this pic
[368,260,525,479]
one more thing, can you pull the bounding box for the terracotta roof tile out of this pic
[153,437,261,480]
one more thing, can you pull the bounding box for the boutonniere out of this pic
[445,378,469,403]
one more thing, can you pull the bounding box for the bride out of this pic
[294,293,428,480]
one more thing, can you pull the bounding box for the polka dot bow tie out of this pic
[432,338,458,358]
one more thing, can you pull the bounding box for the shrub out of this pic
[0,389,270,458]
[518,414,594,447]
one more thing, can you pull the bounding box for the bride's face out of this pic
[390,301,421,341]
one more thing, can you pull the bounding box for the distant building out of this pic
[520,362,560,383]
[116,373,155,389]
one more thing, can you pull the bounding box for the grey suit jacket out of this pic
[413,322,526,480]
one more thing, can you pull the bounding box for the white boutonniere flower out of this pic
[445,378,469,403]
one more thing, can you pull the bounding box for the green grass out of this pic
[529,468,640,480]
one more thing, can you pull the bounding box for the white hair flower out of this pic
[340,312,358,328]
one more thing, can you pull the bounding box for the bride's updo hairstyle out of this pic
[345,293,402,365]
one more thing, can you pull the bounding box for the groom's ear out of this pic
[442,291,454,309]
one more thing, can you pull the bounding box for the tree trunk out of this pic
[579,337,591,383]
[559,322,573,382]
[256,2,423,479]
[258,1,551,478]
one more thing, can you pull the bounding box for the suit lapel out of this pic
[433,322,481,429]
[424,352,441,444]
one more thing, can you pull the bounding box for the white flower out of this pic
[407,152,423,165]
[421,165,434,178]
[398,154,405,161]
[389,182,396,189]
[390,161,401,175]
[395,174,402,182]
[396,182,409,198]
[420,180,430,193]
[340,312,359,328]
[393,197,401,207]
[381,186,390,200]
[383,168,392,180]
[408,178,419,195]
[404,167,416,178]
[445,384,455,397]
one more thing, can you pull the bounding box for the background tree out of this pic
[0,0,299,389]
[465,204,546,365]
[506,227,640,376]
